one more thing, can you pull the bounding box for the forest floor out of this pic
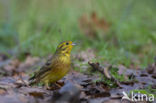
[0,53,155,103]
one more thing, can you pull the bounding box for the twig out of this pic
[88,61,121,86]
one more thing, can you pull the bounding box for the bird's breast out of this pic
[59,55,71,64]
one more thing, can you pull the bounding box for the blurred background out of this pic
[0,0,155,68]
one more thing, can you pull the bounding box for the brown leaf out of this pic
[79,12,110,39]
[79,14,97,39]
[91,12,109,31]
[29,92,44,99]
[0,89,6,95]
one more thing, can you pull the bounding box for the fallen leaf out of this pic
[0,89,6,95]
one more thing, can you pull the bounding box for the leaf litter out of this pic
[0,53,155,103]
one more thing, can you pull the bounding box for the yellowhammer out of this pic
[29,41,76,88]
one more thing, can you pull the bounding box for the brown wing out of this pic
[29,56,58,81]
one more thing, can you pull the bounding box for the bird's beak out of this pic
[72,43,76,46]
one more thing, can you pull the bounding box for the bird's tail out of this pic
[28,77,38,86]
[29,80,37,86]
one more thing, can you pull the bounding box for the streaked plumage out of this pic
[29,41,75,88]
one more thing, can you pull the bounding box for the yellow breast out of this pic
[42,54,71,83]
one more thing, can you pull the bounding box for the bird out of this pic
[29,41,76,88]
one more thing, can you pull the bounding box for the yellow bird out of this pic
[29,41,76,88]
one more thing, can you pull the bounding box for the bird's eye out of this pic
[66,42,69,45]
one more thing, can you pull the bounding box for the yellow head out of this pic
[55,41,76,55]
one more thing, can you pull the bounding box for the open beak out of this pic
[72,43,76,46]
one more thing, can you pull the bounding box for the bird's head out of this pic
[55,41,76,55]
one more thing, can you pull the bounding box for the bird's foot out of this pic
[55,81,64,87]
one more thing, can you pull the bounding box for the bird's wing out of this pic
[29,56,58,81]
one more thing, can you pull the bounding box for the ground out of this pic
[0,54,155,103]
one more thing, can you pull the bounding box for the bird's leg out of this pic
[45,81,51,90]
[55,82,63,88]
